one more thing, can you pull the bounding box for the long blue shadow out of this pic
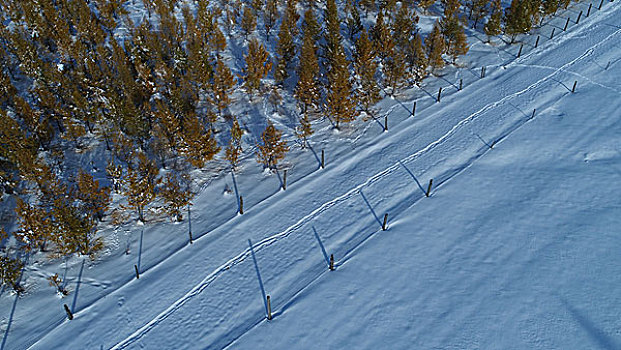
[312,226,330,266]
[248,239,268,316]
[71,259,85,313]
[231,171,240,210]
[561,298,621,349]
[2,255,28,350]
[137,229,144,271]
[398,161,427,195]
[307,142,322,169]
[275,169,284,189]
[0,292,18,350]
[360,190,382,227]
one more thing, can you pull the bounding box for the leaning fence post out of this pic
[459,79,463,91]
[481,66,486,78]
[426,179,433,197]
[412,101,417,117]
[550,28,555,39]
[517,43,523,57]
[437,87,442,103]
[531,108,536,119]
[266,295,272,320]
[535,35,540,48]
[283,170,287,190]
[587,3,592,16]
[384,115,388,131]
[239,196,244,214]
[572,80,577,93]
[188,204,192,244]
[576,10,582,24]
[329,254,335,271]
[134,265,140,279]
[64,304,73,320]
[382,213,388,231]
[321,149,325,169]
[598,0,603,9]
[563,17,570,31]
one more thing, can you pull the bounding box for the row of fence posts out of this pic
[61,0,601,324]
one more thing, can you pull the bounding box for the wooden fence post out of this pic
[283,170,287,190]
[576,11,582,24]
[267,295,272,320]
[437,87,442,103]
[426,179,433,197]
[134,265,140,279]
[518,44,523,57]
[572,80,577,93]
[64,304,73,320]
[535,36,540,48]
[188,204,192,244]
[321,149,325,169]
[412,101,417,117]
[563,17,570,31]
[239,196,244,214]
[459,79,463,91]
[587,3,592,16]
[598,0,603,9]
[550,28,555,39]
[481,66,486,78]
[384,115,388,131]
[531,108,536,119]
[382,213,388,231]
[329,254,335,271]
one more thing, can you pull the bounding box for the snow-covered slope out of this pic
[1,1,620,349]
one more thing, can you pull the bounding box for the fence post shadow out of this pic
[248,239,268,317]
[307,142,322,169]
[71,259,85,314]
[398,161,427,195]
[360,190,382,228]
[231,171,240,211]
[312,226,330,266]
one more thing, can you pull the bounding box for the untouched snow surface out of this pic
[1,1,620,349]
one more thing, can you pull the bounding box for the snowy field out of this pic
[1,1,620,349]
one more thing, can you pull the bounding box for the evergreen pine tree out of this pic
[354,29,381,112]
[264,0,280,41]
[327,48,359,128]
[225,118,244,170]
[405,33,428,83]
[440,0,469,63]
[180,116,220,168]
[383,48,408,96]
[124,153,159,222]
[371,10,394,60]
[542,0,559,18]
[505,0,533,43]
[159,173,193,222]
[0,256,23,291]
[76,170,111,222]
[274,0,300,84]
[256,122,289,169]
[485,0,503,41]
[241,6,257,38]
[242,38,272,94]
[425,21,446,72]
[295,24,321,114]
[14,198,52,252]
[296,114,313,148]
[211,59,237,116]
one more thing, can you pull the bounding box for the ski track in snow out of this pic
[105,9,621,349]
